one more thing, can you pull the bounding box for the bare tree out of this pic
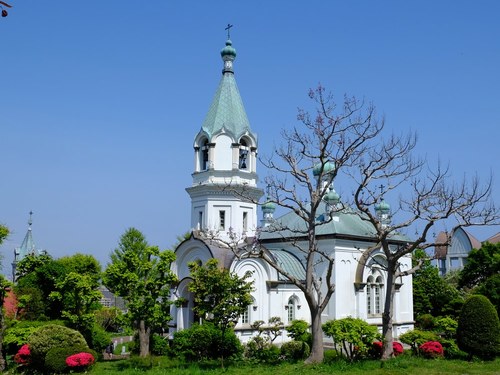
[255,85,498,362]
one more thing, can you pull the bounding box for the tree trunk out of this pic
[138,320,150,357]
[305,306,324,363]
[381,262,396,360]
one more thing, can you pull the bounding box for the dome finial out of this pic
[225,23,233,40]
[221,24,236,74]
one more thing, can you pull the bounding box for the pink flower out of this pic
[419,341,444,358]
[14,344,30,365]
[65,352,95,368]
[371,341,404,357]
[393,341,404,356]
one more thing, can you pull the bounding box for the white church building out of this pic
[170,37,414,343]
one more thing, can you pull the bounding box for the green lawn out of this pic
[91,356,500,375]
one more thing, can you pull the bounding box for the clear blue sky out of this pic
[1,1,499,271]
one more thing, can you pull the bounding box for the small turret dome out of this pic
[261,200,276,214]
[313,161,336,177]
[221,39,237,59]
[375,199,391,215]
[323,188,340,205]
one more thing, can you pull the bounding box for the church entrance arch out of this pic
[176,278,196,331]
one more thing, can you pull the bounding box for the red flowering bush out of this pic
[370,341,404,358]
[13,344,31,365]
[66,352,95,370]
[393,341,404,356]
[419,341,444,358]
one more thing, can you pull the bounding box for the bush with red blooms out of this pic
[370,341,404,358]
[13,344,31,365]
[419,341,444,358]
[65,352,95,370]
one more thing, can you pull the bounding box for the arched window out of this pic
[366,270,384,316]
[239,139,249,170]
[241,297,254,325]
[287,298,296,322]
[200,139,209,171]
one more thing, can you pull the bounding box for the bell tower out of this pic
[186,33,263,241]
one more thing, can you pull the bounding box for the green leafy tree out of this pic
[94,306,125,332]
[103,228,178,357]
[15,253,53,280]
[412,249,462,318]
[49,272,102,333]
[476,274,500,314]
[57,253,101,284]
[458,242,500,313]
[15,253,102,325]
[188,258,253,334]
[322,317,380,361]
[457,295,500,360]
[15,255,66,319]
[0,224,10,371]
[458,242,500,289]
[47,254,102,335]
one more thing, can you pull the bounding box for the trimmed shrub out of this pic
[399,329,440,353]
[457,294,500,360]
[151,333,170,356]
[322,317,379,361]
[419,341,444,358]
[280,340,310,361]
[28,324,89,367]
[369,341,404,359]
[287,319,312,346]
[88,324,111,354]
[416,314,436,330]
[66,352,95,369]
[244,336,280,363]
[434,316,458,339]
[3,320,66,355]
[440,339,467,360]
[171,323,242,361]
[45,345,97,374]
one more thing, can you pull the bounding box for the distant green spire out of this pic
[201,35,252,141]
[15,211,37,260]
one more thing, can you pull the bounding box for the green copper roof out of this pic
[201,39,252,140]
[260,201,410,242]
[268,249,306,281]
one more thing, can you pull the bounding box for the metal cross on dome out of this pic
[0,1,12,18]
[225,23,233,39]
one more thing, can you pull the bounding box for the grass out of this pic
[90,355,500,375]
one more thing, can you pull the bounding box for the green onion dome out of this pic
[221,39,237,59]
[261,200,276,214]
[323,188,340,205]
[375,199,391,215]
[313,161,336,177]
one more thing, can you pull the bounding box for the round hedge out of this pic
[280,340,310,361]
[45,345,97,374]
[28,324,89,367]
[457,295,500,360]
